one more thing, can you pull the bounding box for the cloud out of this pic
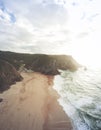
[0,0,16,23]
[2,0,68,27]
[0,0,69,53]
[0,0,101,55]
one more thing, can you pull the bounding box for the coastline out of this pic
[0,72,72,130]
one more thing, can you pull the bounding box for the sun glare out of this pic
[68,40,101,68]
[59,30,101,68]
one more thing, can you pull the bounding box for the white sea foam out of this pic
[54,67,101,130]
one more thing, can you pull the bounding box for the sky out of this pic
[0,0,101,67]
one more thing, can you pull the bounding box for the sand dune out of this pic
[0,72,72,130]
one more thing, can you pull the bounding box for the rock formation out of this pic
[0,51,80,75]
[0,59,23,92]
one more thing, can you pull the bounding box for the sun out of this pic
[69,43,101,68]
[60,34,101,68]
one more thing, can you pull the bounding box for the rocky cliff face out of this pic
[0,59,23,92]
[31,54,80,75]
[0,51,80,91]
[0,51,80,75]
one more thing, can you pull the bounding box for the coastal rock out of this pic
[0,51,80,75]
[0,59,23,92]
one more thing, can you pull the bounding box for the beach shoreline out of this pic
[0,72,72,130]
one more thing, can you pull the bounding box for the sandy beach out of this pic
[0,72,72,130]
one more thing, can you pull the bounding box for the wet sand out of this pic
[0,72,72,130]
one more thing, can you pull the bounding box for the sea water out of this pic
[54,67,101,130]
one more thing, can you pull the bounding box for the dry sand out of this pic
[0,72,72,130]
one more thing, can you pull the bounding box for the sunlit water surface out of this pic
[54,67,101,130]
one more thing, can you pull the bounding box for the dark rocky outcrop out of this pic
[0,59,23,92]
[0,51,80,92]
[0,51,80,75]
[31,54,80,75]
[0,98,3,102]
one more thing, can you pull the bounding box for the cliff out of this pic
[0,59,23,92]
[0,51,80,75]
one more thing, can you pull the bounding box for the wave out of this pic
[54,67,101,130]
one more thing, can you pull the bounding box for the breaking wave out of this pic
[54,67,101,130]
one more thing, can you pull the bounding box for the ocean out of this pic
[54,67,101,130]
